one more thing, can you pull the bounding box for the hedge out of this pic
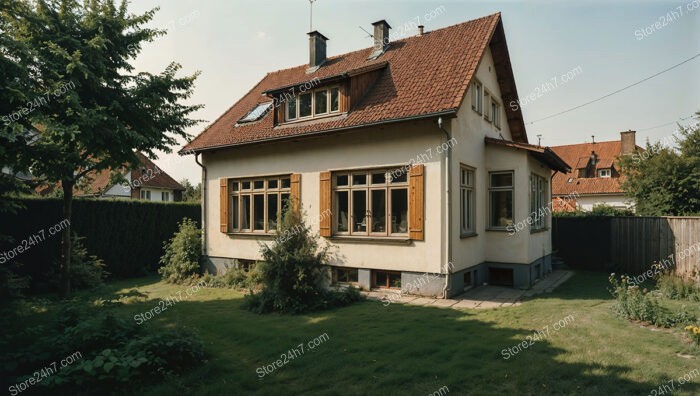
[0,198,200,285]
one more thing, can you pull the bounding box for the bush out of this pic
[158,218,201,284]
[244,203,362,314]
[608,273,696,328]
[554,204,634,217]
[685,325,700,346]
[1,303,206,392]
[44,234,108,291]
[202,264,262,291]
[655,269,700,301]
[0,261,30,299]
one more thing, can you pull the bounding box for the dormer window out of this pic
[239,102,272,123]
[285,86,340,122]
[598,168,611,178]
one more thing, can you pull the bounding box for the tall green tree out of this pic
[619,112,700,216]
[2,0,202,294]
[179,178,201,203]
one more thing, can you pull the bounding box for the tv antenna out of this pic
[359,25,374,38]
[308,0,317,31]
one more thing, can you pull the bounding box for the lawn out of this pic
[3,271,699,395]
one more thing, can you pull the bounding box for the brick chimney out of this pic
[368,20,391,59]
[620,130,636,155]
[307,31,328,69]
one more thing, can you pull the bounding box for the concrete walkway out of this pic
[363,270,574,310]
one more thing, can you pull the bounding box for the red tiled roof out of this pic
[550,140,637,196]
[66,153,183,196]
[552,196,578,212]
[183,13,522,153]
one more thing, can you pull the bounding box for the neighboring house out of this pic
[37,152,184,202]
[182,13,570,296]
[551,131,641,212]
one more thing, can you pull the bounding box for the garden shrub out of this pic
[0,261,30,299]
[654,266,700,301]
[685,325,700,346]
[1,302,206,392]
[158,218,201,284]
[44,234,108,291]
[244,203,362,314]
[608,273,696,328]
[201,264,262,291]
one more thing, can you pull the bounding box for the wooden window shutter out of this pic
[409,164,425,240]
[319,171,332,237]
[290,173,301,210]
[220,178,229,233]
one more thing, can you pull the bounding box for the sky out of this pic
[126,0,700,184]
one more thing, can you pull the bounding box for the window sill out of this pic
[328,236,411,245]
[460,232,478,239]
[485,228,511,232]
[278,112,347,127]
[530,227,549,234]
[225,232,277,239]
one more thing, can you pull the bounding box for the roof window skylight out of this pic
[238,102,272,123]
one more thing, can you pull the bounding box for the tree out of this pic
[2,0,202,294]
[619,112,700,216]
[179,178,201,203]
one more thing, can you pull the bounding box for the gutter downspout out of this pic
[438,117,452,299]
[195,153,207,257]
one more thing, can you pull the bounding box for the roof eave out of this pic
[180,109,458,155]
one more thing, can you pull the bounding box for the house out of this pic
[551,131,640,212]
[37,152,185,201]
[181,13,570,296]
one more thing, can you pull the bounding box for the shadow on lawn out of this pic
[4,280,698,396]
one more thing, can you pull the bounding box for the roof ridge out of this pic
[265,12,503,77]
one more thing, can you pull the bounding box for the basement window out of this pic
[238,102,272,123]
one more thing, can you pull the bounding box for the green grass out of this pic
[4,271,699,395]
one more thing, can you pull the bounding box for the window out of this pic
[484,92,491,121]
[332,168,408,236]
[285,86,341,121]
[471,80,483,114]
[238,102,272,123]
[161,191,170,202]
[463,271,472,290]
[373,270,401,289]
[460,166,475,235]
[332,267,359,284]
[489,171,514,229]
[598,168,611,178]
[530,173,547,230]
[229,175,291,233]
[492,99,501,129]
[140,190,151,200]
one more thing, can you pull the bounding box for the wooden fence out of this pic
[552,217,700,278]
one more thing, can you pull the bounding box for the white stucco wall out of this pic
[203,120,446,274]
[576,195,633,211]
[448,46,550,271]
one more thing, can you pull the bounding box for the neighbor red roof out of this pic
[550,140,634,196]
[36,153,184,197]
[183,13,526,153]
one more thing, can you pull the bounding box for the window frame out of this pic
[284,85,341,122]
[161,191,170,202]
[488,171,514,230]
[597,168,611,178]
[331,167,409,238]
[373,270,402,289]
[471,80,483,114]
[491,99,501,129]
[460,165,476,236]
[140,190,151,200]
[228,174,292,234]
[530,173,548,231]
[332,267,359,285]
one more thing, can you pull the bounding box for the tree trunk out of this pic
[59,179,73,296]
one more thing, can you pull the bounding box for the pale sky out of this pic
[126,0,700,184]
